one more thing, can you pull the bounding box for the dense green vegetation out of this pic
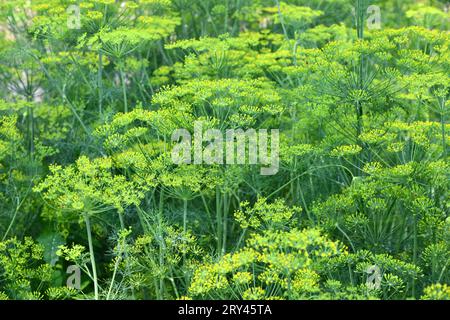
[0,0,449,300]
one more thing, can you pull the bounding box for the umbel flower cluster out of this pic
[0,0,449,300]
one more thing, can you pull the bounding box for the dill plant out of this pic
[0,0,448,301]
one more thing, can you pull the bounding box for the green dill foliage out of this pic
[0,237,74,299]
[189,199,348,300]
[34,156,145,215]
[0,0,448,300]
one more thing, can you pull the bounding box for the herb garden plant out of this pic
[0,0,448,301]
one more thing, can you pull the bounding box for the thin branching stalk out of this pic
[98,51,103,115]
[119,64,128,113]
[84,214,99,300]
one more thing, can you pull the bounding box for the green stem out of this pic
[356,0,366,40]
[106,240,123,300]
[85,214,99,300]
[355,0,366,176]
[2,197,22,241]
[440,98,447,157]
[182,199,189,284]
[3,182,33,241]
[222,193,229,256]
[118,212,125,230]
[275,0,289,41]
[182,199,188,267]
[183,199,188,236]
[216,187,222,256]
[200,193,216,232]
[412,214,417,298]
[224,0,229,33]
[28,106,34,158]
[98,51,103,115]
[441,116,447,157]
[158,188,165,298]
[137,206,149,234]
[119,65,128,113]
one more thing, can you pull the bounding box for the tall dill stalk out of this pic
[157,188,166,299]
[216,186,223,256]
[275,0,289,41]
[355,0,366,140]
[222,193,229,256]
[182,198,188,266]
[354,0,368,176]
[438,96,447,157]
[84,214,99,300]
[119,63,128,113]
[98,51,103,115]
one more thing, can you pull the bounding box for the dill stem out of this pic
[182,198,188,267]
[216,187,223,256]
[439,98,447,157]
[118,212,125,230]
[119,65,128,113]
[183,199,188,236]
[98,51,103,115]
[28,106,34,158]
[158,188,165,298]
[222,193,228,256]
[412,215,417,298]
[106,240,122,300]
[85,214,99,300]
